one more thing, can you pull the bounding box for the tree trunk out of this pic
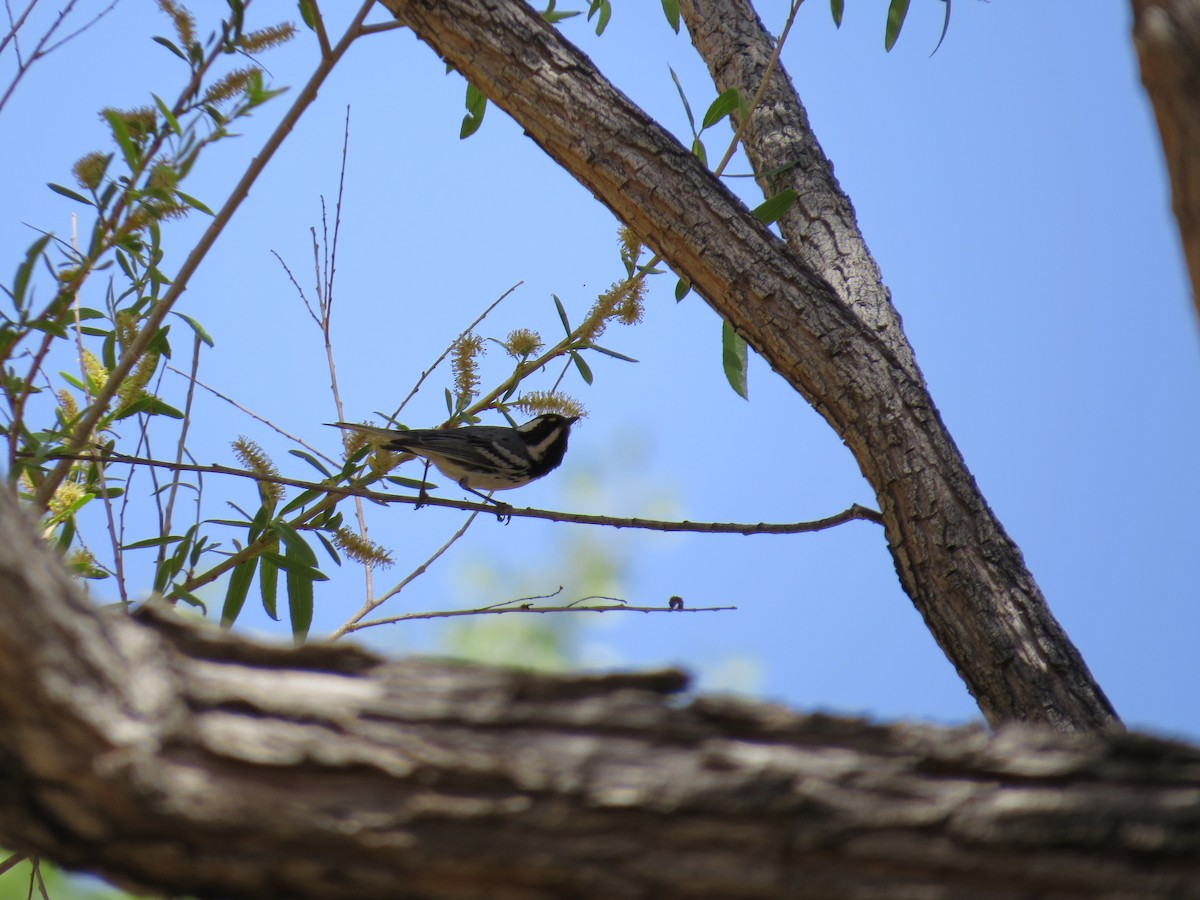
[1131,0,1200,317]
[382,0,1117,732]
[0,487,1196,898]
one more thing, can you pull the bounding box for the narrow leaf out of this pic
[931,0,952,56]
[122,534,185,551]
[752,189,799,226]
[661,0,680,33]
[885,0,911,50]
[152,35,188,61]
[274,520,317,567]
[288,448,333,477]
[152,94,182,136]
[221,558,258,626]
[721,319,749,400]
[668,66,696,133]
[285,548,314,644]
[570,351,593,385]
[552,293,571,334]
[831,0,844,27]
[103,109,139,171]
[701,88,743,130]
[675,278,691,302]
[171,311,215,346]
[47,183,93,205]
[259,552,279,620]
[175,190,214,215]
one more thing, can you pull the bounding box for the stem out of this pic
[33,0,377,513]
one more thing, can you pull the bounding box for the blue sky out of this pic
[3,1,1197,741]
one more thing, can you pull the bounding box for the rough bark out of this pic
[382,0,1116,731]
[0,489,1197,899]
[680,0,919,382]
[1132,0,1200,317]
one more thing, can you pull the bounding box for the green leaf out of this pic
[274,520,317,567]
[570,351,593,385]
[580,342,637,363]
[460,82,487,139]
[168,588,207,612]
[541,0,580,23]
[587,0,612,35]
[386,474,437,491]
[47,183,93,205]
[691,135,707,167]
[152,94,182,136]
[721,319,749,400]
[260,551,279,620]
[103,109,140,171]
[288,449,332,477]
[314,531,342,566]
[752,189,798,226]
[675,278,691,302]
[668,66,696,134]
[122,534,185,551]
[701,88,743,130]
[175,190,214,216]
[297,0,317,30]
[9,234,53,312]
[221,557,258,626]
[285,547,314,644]
[143,397,185,419]
[552,293,571,334]
[831,0,844,27]
[931,0,952,55]
[885,0,911,50]
[152,35,188,62]
[171,311,214,347]
[279,487,322,517]
[661,0,680,33]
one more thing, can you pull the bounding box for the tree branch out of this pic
[0,485,1193,897]
[1131,0,1200,316]
[379,0,1117,731]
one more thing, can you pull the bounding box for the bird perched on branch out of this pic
[331,414,580,505]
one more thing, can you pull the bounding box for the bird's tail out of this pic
[327,421,404,445]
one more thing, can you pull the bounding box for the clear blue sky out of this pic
[2,1,1197,740]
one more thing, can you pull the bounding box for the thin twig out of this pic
[342,600,738,634]
[33,0,377,513]
[711,0,804,180]
[157,332,204,579]
[43,451,885,534]
[328,507,483,640]
[388,282,522,423]
[164,364,338,466]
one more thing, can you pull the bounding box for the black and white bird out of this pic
[331,414,580,503]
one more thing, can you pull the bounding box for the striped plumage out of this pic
[332,414,579,495]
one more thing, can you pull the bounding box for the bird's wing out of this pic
[385,427,516,470]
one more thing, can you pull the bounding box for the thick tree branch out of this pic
[382,0,1116,731]
[1131,0,1200,316]
[0,487,1196,898]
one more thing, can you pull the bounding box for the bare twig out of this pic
[388,282,522,423]
[165,364,338,466]
[328,507,483,640]
[341,599,738,634]
[44,451,884,534]
[33,0,378,512]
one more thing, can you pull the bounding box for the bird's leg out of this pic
[458,480,512,523]
[415,460,432,510]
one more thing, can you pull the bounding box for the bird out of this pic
[330,414,580,505]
